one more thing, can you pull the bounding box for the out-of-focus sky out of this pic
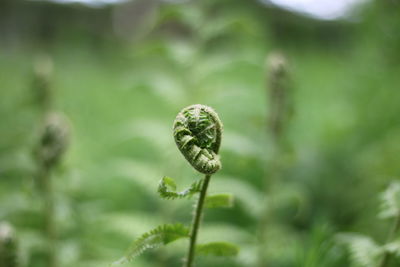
[264,0,367,19]
[34,0,368,20]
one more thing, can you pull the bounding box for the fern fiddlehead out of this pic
[36,112,70,168]
[173,104,223,267]
[266,51,292,144]
[173,104,223,175]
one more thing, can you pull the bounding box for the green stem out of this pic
[257,156,279,267]
[379,212,400,267]
[40,164,57,267]
[184,174,211,267]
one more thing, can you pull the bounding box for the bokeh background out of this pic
[1,0,400,266]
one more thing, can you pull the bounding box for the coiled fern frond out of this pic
[113,104,237,267]
[35,112,70,168]
[173,104,223,174]
[266,51,293,141]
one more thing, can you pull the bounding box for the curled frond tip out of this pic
[173,104,223,174]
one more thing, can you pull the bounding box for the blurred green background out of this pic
[1,0,400,266]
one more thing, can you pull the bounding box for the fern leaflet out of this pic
[379,181,400,219]
[112,223,189,265]
[158,176,202,200]
[337,234,383,267]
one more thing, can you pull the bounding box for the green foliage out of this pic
[337,234,382,267]
[338,182,400,267]
[157,176,202,200]
[0,222,18,267]
[196,242,239,257]
[205,194,234,209]
[2,0,400,267]
[112,223,189,265]
[294,224,338,267]
[384,240,400,258]
[379,181,400,220]
[211,176,264,218]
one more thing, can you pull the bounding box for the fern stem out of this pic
[258,52,291,267]
[258,166,278,267]
[379,211,400,267]
[39,164,57,267]
[185,174,211,267]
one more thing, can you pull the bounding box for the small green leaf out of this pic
[158,176,202,199]
[163,176,177,190]
[196,242,239,257]
[205,194,234,208]
[112,223,189,265]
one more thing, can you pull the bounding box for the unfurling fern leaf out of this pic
[158,176,202,200]
[114,104,236,267]
[379,181,400,219]
[35,112,70,168]
[112,224,189,265]
[173,104,223,175]
[196,242,239,257]
[205,194,234,209]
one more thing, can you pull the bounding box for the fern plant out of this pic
[337,181,400,267]
[113,104,238,267]
[266,51,293,145]
[34,112,70,267]
[258,51,294,266]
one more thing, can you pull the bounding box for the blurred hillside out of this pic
[1,0,400,267]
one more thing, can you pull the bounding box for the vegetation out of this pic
[0,222,18,267]
[338,182,400,267]
[0,0,400,266]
